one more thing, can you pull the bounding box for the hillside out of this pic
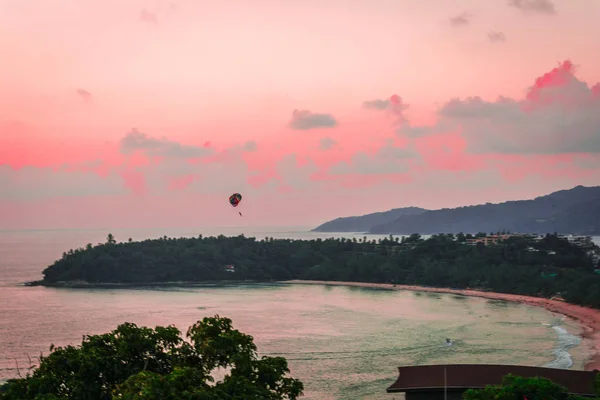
[370,185,600,234]
[312,207,427,232]
[511,197,600,235]
[313,185,600,235]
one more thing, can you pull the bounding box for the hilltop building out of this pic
[224,265,235,273]
[465,233,598,255]
[567,235,596,250]
[465,234,513,246]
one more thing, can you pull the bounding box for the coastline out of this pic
[22,279,266,288]
[282,279,600,372]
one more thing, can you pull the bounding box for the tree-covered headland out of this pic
[34,232,600,308]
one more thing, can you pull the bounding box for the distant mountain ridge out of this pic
[312,207,428,232]
[313,185,600,235]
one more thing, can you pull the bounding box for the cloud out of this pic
[119,129,214,158]
[319,137,337,151]
[363,94,449,140]
[508,0,556,15]
[0,164,127,200]
[488,31,506,43]
[362,99,391,110]
[396,60,600,154]
[76,88,92,101]
[276,154,320,190]
[158,156,252,195]
[377,139,420,160]
[408,169,503,192]
[243,141,257,152]
[449,12,470,27]
[364,95,432,138]
[329,139,418,176]
[573,154,600,170]
[397,124,442,138]
[62,159,103,171]
[288,109,337,130]
[116,138,265,195]
[362,94,410,125]
[330,152,411,176]
[140,9,158,24]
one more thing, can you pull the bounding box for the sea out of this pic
[1,227,598,400]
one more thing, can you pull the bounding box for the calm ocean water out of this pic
[0,227,598,400]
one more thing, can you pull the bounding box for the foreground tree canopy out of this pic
[0,316,303,400]
[38,232,600,308]
[463,373,600,400]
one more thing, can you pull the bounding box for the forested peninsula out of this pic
[29,232,600,308]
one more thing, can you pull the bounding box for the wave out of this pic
[542,323,581,369]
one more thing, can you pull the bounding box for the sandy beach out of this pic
[282,280,600,372]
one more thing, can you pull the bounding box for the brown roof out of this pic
[387,364,598,396]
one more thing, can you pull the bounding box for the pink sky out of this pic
[1,0,600,229]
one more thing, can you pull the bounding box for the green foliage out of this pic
[40,232,600,308]
[0,316,303,400]
[462,374,593,400]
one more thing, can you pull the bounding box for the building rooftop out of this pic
[387,364,598,396]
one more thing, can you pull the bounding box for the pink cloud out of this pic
[288,109,338,130]
[118,169,147,196]
[449,12,470,27]
[140,9,158,25]
[509,0,556,15]
[399,59,600,155]
[76,88,92,102]
[362,94,410,126]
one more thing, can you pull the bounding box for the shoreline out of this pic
[22,279,266,288]
[282,280,600,372]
